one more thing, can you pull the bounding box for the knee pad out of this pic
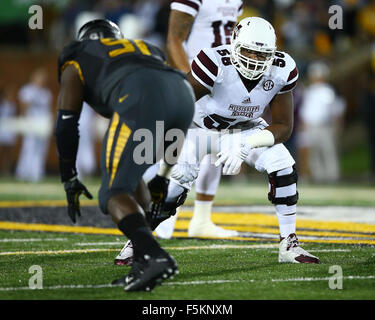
[268,165,299,206]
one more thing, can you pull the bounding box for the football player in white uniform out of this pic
[170,16,320,263]
[114,0,243,265]
[158,0,244,239]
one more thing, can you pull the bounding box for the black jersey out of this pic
[58,38,183,118]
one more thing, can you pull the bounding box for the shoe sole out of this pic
[279,256,321,264]
[124,262,178,292]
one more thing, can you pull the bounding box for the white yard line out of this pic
[1,276,374,292]
[0,238,67,242]
[270,249,351,253]
[0,244,280,255]
[271,275,375,282]
[0,245,357,256]
[75,242,124,246]
[0,248,119,255]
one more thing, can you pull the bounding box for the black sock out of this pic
[118,212,162,257]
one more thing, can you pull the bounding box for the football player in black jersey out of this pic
[55,19,195,292]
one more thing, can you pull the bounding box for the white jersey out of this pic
[170,0,243,63]
[191,45,299,130]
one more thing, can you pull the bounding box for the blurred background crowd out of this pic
[0,0,374,184]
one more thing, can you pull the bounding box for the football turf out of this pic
[1,178,374,301]
[1,230,374,300]
[1,177,375,206]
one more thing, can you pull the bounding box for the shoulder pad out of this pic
[271,51,298,94]
[191,47,221,92]
[58,40,83,83]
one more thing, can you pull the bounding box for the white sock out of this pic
[276,209,296,238]
[192,200,213,224]
[274,167,297,238]
[155,208,179,239]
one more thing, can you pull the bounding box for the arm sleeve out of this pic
[55,109,80,182]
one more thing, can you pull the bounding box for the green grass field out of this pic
[0,177,375,302]
[1,176,375,206]
[1,230,374,300]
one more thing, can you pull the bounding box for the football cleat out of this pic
[146,188,188,231]
[188,220,239,238]
[278,233,320,264]
[114,240,133,266]
[112,251,178,292]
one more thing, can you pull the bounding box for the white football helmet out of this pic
[230,17,277,80]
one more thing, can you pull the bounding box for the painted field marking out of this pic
[1,276,374,292]
[1,244,358,256]
[0,248,119,256]
[75,242,125,246]
[74,243,279,249]
[0,238,67,242]
[270,249,351,253]
[0,244,278,256]
[271,275,375,282]
[0,200,95,208]
[177,211,375,233]
[0,221,122,235]
[2,208,375,245]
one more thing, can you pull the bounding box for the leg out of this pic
[99,111,178,291]
[267,165,320,264]
[133,179,151,213]
[109,69,194,289]
[188,155,239,237]
[247,142,320,264]
[15,136,30,180]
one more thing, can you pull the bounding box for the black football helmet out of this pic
[77,19,123,40]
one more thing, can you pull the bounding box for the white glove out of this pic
[215,143,251,175]
[171,164,199,185]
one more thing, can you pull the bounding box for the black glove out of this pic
[146,188,188,230]
[146,174,170,228]
[64,177,93,223]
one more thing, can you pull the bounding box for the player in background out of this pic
[114,0,243,264]
[158,0,244,240]
[56,19,195,291]
[164,0,243,238]
[15,68,52,182]
[170,16,320,263]
[113,0,243,267]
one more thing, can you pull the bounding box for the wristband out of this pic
[245,129,275,148]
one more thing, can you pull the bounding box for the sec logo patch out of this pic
[263,80,274,91]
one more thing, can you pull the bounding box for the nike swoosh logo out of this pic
[62,114,74,120]
[119,93,129,103]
